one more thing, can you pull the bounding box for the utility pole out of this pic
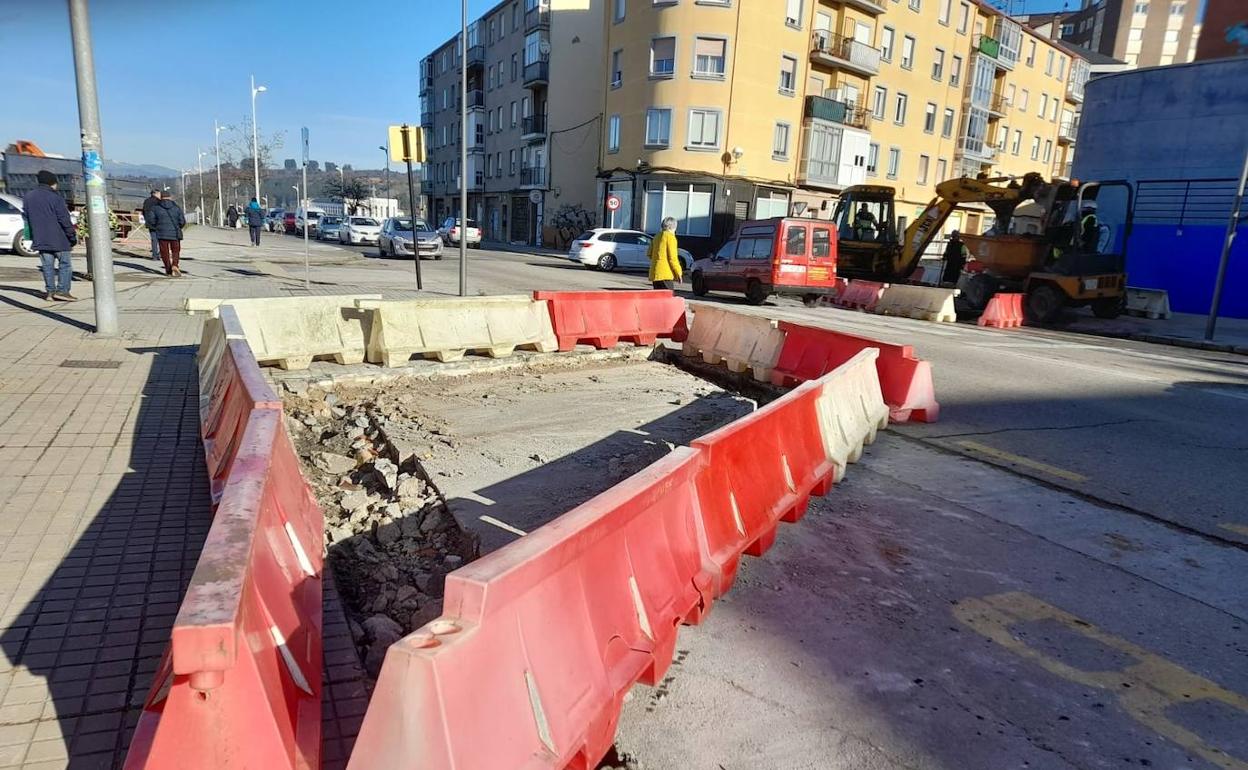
[214,120,225,226]
[379,144,391,203]
[67,0,117,336]
[1206,145,1248,341]
[197,148,206,226]
[301,127,310,292]
[459,0,468,297]
[250,75,267,204]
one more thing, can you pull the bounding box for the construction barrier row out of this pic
[873,284,959,324]
[186,295,382,370]
[357,296,560,366]
[681,304,787,382]
[1125,287,1171,320]
[535,290,689,351]
[978,293,1025,329]
[125,320,325,769]
[347,348,888,770]
[833,280,886,311]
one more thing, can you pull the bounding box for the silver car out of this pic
[378,217,443,260]
[0,194,35,257]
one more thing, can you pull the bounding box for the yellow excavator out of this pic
[830,172,1132,324]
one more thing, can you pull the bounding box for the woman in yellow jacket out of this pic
[647,216,683,289]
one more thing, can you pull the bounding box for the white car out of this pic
[438,217,482,247]
[0,194,35,257]
[296,207,324,236]
[568,228,692,273]
[339,216,381,245]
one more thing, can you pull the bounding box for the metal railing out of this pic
[1059,118,1079,142]
[465,45,485,68]
[523,59,549,86]
[524,4,550,32]
[988,93,1009,115]
[804,95,872,130]
[810,30,882,75]
[521,114,547,136]
[466,89,484,108]
[521,166,546,187]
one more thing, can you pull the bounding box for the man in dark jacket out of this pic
[142,187,162,260]
[22,170,78,301]
[941,230,967,285]
[146,192,187,276]
[244,197,264,246]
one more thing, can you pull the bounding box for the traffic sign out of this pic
[389,124,426,163]
[606,195,621,212]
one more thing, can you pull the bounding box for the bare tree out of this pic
[321,177,371,215]
[219,115,286,172]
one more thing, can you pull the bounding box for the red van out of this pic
[690,217,838,305]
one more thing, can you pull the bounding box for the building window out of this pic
[1045,49,1055,75]
[512,53,519,81]
[651,37,676,77]
[1057,56,1066,79]
[785,0,803,27]
[513,2,520,31]
[917,154,930,184]
[894,92,908,124]
[872,86,888,119]
[608,114,621,153]
[1039,93,1048,116]
[942,107,954,137]
[938,0,951,24]
[1050,99,1059,121]
[757,191,791,219]
[880,27,895,61]
[1043,139,1052,163]
[687,108,722,149]
[1133,1,1148,12]
[693,37,727,78]
[1026,40,1037,66]
[779,55,798,94]
[951,54,962,86]
[611,50,623,87]
[773,122,791,159]
[1030,135,1040,160]
[957,1,969,33]
[909,0,921,10]
[932,48,945,80]
[923,102,937,133]
[1012,129,1021,155]
[1170,1,1185,14]
[867,143,880,176]
[644,182,714,236]
[886,147,901,179]
[645,108,672,147]
[510,149,517,174]
[936,158,947,182]
[1019,88,1029,110]
[613,0,626,22]
[901,35,915,69]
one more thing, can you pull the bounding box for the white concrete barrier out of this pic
[874,284,959,323]
[184,295,381,370]
[683,305,786,382]
[196,305,247,422]
[813,348,889,481]
[356,296,559,367]
[1125,287,1171,320]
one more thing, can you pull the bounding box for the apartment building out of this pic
[599,0,1088,250]
[1019,0,1202,68]
[420,0,603,245]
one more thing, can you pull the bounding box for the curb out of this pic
[1056,325,1248,356]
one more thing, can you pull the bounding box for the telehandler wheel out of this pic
[1025,283,1064,325]
[1091,295,1125,319]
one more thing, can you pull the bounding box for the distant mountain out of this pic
[103,159,180,179]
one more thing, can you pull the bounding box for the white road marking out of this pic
[479,515,527,536]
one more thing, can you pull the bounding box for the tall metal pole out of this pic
[197,148,206,226]
[67,0,117,336]
[380,144,391,205]
[1205,145,1248,341]
[302,167,310,291]
[459,0,468,297]
[214,120,225,226]
[250,75,265,204]
[402,126,423,291]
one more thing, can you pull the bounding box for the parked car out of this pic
[339,216,382,246]
[0,194,35,257]
[317,215,343,241]
[378,217,443,259]
[265,208,284,232]
[690,217,839,305]
[296,207,324,236]
[283,212,298,233]
[567,228,692,274]
[438,217,482,247]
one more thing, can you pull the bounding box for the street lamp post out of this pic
[250,75,267,204]
[339,166,346,215]
[214,120,225,226]
[459,0,468,296]
[197,148,207,226]
[378,144,391,210]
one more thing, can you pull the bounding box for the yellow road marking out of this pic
[956,440,1089,482]
[955,592,1248,770]
[1219,523,1248,537]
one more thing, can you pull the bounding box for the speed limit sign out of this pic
[606,195,621,211]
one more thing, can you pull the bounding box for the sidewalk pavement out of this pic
[1059,307,1248,355]
[0,228,368,770]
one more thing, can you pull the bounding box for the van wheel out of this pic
[691,272,708,297]
[14,234,36,258]
[1091,295,1124,319]
[598,254,617,272]
[745,279,769,306]
[1025,283,1064,325]
[802,294,821,308]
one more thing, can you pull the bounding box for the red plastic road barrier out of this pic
[534,289,689,351]
[690,379,834,595]
[771,322,939,423]
[978,292,1025,328]
[126,409,324,770]
[201,339,282,503]
[348,448,714,770]
[832,280,887,311]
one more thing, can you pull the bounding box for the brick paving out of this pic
[0,229,372,769]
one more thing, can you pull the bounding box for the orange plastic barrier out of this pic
[126,409,324,770]
[832,280,887,311]
[347,448,714,770]
[690,380,834,594]
[201,339,282,503]
[771,322,939,423]
[978,292,1025,328]
[533,289,689,351]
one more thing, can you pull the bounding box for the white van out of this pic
[296,206,325,236]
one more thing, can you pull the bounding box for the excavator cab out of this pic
[832,186,902,279]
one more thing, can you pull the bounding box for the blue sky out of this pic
[0,0,498,172]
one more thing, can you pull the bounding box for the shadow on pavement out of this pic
[0,289,95,332]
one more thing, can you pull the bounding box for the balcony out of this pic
[465,89,485,110]
[987,93,1010,117]
[463,45,485,70]
[420,76,433,95]
[523,59,550,88]
[1053,160,1073,179]
[957,137,997,162]
[975,34,1001,61]
[421,112,433,128]
[1058,118,1079,144]
[521,114,547,141]
[524,4,550,32]
[841,0,887,14]
[804,95,872,131]
[520,165,546,188]
[810,31,881,77]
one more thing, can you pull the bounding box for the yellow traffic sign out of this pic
[389,124,425,164]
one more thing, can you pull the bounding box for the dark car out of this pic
[283,212,297,234]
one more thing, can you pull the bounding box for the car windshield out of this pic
[394,218,414,231]
[322,217,341,225]
[414,221,435,233]
[575,231,596,241]
[351,218,378,226]
[306,212,321,219]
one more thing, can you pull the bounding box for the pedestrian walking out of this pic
[941,230,967,285]
[226,204,239,229]
[647,216,683,290]
[142,187,162,260]
[245,198,264,246]
[22,170,78,301]
[146,191,186,276]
